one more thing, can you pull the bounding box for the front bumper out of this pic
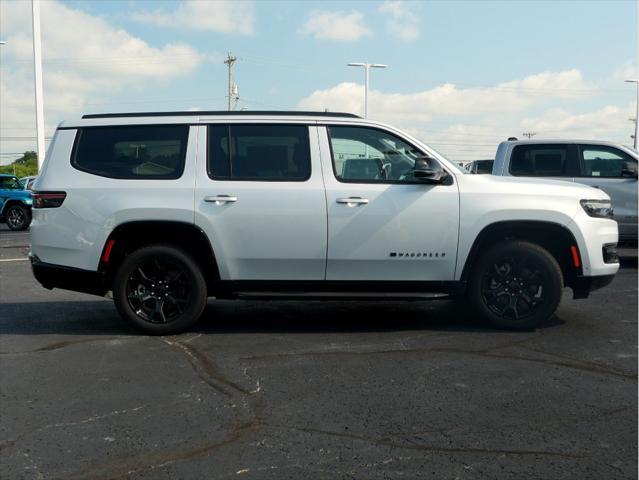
[572,274,615,299]
[31,255,107,296]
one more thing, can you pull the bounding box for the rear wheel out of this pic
[6,204,30,231]
[468,241,563,330]
[112,245,207,335]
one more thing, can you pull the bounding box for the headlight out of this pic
[24,198,33,205]
[580,199,613,218]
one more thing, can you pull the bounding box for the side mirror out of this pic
[621,161,638,178]
[414,157,447,183]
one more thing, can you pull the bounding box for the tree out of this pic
[0,151,39,177]
[14,151,37,165]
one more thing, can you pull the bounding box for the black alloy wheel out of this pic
[113,245,207,334]
[6,205,30,231]
[480,256,545,321]
[469,241,563,330]
[126,257,191,324]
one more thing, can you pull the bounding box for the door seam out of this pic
[314,123,330,281]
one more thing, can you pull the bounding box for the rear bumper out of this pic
[30,255,107,296]
[572,274,615,299]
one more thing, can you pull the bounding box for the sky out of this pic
[0,0,638,164]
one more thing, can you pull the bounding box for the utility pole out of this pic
[224,53,237,111]
[347,62,388,118]
[624,79,638,149]
[522,132,536,139]
[32,0,45,170]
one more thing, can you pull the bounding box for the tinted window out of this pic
[579,145,636,178]
[208,125,311,181]
[73,125,189,179]
[510,145,569,177]
[0,177,21,189]
[328,126,429,183]
[473,160,494,174]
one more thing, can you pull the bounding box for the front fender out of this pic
[455,193,580,280]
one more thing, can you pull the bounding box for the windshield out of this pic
[0,176,23,190]
[425,144,466,173]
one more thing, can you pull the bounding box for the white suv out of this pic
[30,111,619,334]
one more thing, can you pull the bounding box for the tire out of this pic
[468,241,563,330]
[6,204,31,231]
[112,244,207,335]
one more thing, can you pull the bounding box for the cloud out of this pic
[298,10,371,41]
[132,0,255,36]
[406,104,634,162]
[521,104,634,139]
[0,0,206,160]
[298,69,634,161]
[298,70,592,121]
[378,1,419,42]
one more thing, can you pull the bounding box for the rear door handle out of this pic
[336,197,369,206]
[204,195,237,204]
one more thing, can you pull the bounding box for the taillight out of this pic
[32,191,66,208]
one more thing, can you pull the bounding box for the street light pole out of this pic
[32,0,45,170]
[348,62,388,118]
[625,79,639,150]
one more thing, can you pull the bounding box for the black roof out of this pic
[82,110,361,119]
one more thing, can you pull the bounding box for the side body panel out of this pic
[575,176,637,240]
[318,126,460,281]
[193,125,328,280]
[572,144,638,242]
[455,175,619,279]
[30,125,198,270]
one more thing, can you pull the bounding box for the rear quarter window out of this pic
[72,125,189,179]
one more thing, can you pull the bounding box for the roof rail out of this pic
[82,110,362,119]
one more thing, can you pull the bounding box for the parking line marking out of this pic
[0,258,29,262]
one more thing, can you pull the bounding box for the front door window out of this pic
[579,146,637,178]
[328,126,433,183]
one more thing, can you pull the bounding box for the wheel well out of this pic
[1,200,30,216]
[100,221,219,294]
[460,221,582,288]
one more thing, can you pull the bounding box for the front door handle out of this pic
[204,195,238,205]
[336,197,369,206]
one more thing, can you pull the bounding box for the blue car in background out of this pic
[0,174,33,230]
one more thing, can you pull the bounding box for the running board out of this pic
[233,291,450,300]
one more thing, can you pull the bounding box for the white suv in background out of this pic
[30,111,619,334]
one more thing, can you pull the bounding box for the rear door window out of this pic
[207,124,311,181]
[510,144,572,177]
[72,125,189,179]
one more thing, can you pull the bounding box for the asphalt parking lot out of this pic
[1,225,637,480]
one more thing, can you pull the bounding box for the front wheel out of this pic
[6,205,31,231]
[468,241,563,330]
[112,245,207,335]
